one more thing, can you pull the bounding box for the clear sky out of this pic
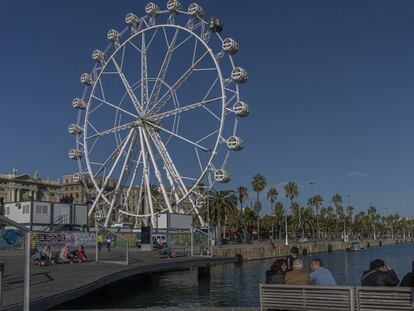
[1,0,414,216]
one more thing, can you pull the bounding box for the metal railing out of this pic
[0,215,30,311]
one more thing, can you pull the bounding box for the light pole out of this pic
[309,182,315,239]
[285,207,288,246]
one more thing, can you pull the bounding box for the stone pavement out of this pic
[0,248,236,311]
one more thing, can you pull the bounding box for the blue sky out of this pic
[1,0,414,216]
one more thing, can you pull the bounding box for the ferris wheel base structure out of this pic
[69,1,249,228]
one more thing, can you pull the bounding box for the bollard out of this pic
[198,265,211,279]
[0,262,4,307]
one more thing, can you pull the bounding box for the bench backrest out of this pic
[260,284,414,311]
[260,284,355,311]
[356,286,414,311]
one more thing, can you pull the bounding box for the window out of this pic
[76,193,79,198]
[4,206,10,215]
[36,205,42,214]
[0,188,5,192]
[42,205,48,214]
[22,205,29,214]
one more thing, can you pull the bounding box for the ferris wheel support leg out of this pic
[88,129,135,218]
[142,128,174,214]
[150,131,204,225]
[138,127,156,227]
[104,131,137,227]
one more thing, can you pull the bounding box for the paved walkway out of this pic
[0,248,236,311]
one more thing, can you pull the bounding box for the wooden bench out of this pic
[260,284,354,311]
[355,286,414,311]
[260,284,414,311]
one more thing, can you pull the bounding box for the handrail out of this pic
[0,215,29,232]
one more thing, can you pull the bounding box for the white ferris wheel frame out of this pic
[71,3,247,227]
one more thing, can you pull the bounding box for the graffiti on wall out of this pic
[34,231,97,249]
[0,229,24,249]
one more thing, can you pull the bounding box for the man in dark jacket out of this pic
[285,247,299,272]
[361,259,399,286]
[400,261,414,287]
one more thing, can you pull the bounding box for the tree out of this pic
[284,181,299,239]
[236,186,249,211]
[251,174,267,205]
[203,189,238,238]
[367,205,380,240]
[332,194,345,240]
[308,194,323,238]
[346,205,354,237]
[273,202,285,239]
[266,187,278,214]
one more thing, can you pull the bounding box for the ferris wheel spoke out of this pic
[145,120,211,152]
[196,129,219,144]
[91,95,138,119]
[86,121,136,140]
[111,58,143,116]
[104,130,138,227]
[151,96,223,120]
[171,33,193,52]
[141,31,149,111]
[141,128,173,213]
[147,27,179,113]
[93,134,130,179]
[88,128,135,218]
[147,50,210,115]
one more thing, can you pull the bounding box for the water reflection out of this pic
[58,243,414,309]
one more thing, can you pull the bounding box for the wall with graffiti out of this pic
[0,229,24,249]
[33,231,97,250]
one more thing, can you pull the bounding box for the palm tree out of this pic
[284,181,299,242]
[251,174,267,206]
[236,186,249,211]
[346,205,354,237]
[203,189,238,239]
[308,194,323,239]
[368,205,380,240]
[284,182,299,204]
[273,202,285,239]
[266,187,278,214]
[332,194,345,240]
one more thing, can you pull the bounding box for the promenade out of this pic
[0,249,236,311]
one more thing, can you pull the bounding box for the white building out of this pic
[3,201,88,231]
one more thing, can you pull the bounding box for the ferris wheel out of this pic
[68,1,250,227]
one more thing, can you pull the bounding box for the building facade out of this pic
[0,170,61,204]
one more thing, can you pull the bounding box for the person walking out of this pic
[284,259,312,285]
[106,235,112,252]
[310,258,337,285]
[400,261,414,287]
[361,259,399,286]
[97,234,103,252]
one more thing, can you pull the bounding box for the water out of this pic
[58,243,414,309]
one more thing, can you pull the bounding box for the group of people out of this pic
[266,247,336,286]
[266,246,414,287]
[32,244,88,265]
[97,234,112,252]
[58,245,88,264]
